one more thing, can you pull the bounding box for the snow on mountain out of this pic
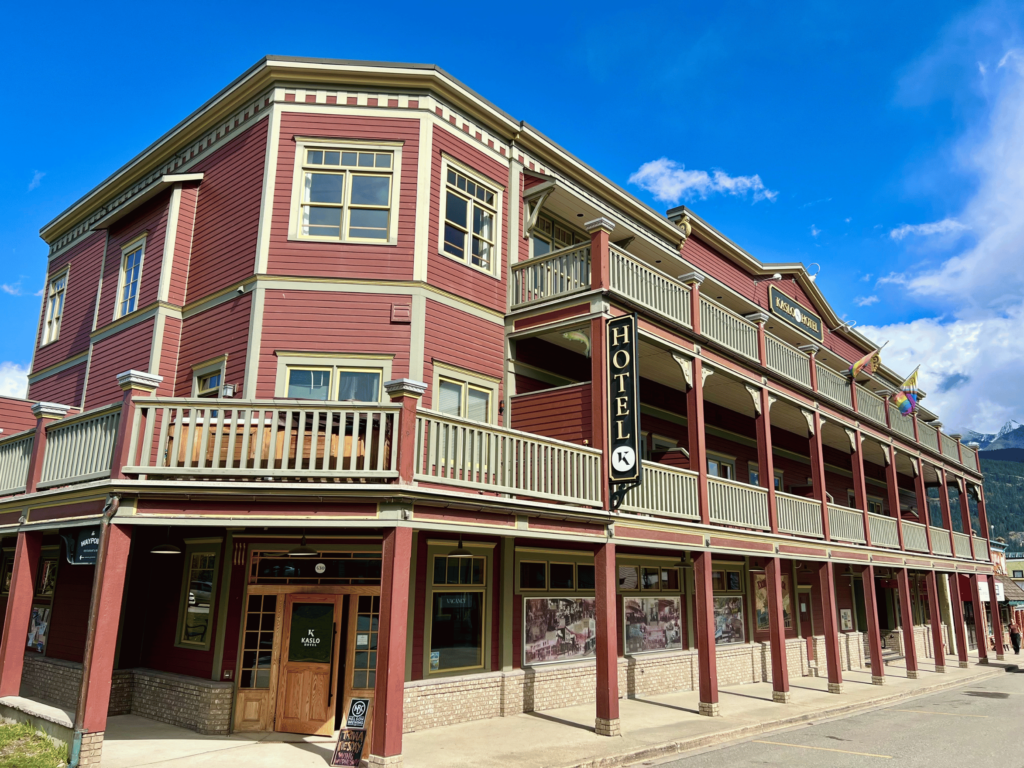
[967,419,1024,450]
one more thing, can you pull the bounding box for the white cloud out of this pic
[876,272,909,286]
[845,217,852,223]
[855,295,880,307]
[810,224,821,237]
[861,273,873,281]
[888,218,967,240]
[1,284,20,296]
[27,171,44,192]
[0,363,28,399]
[628,158,778,204]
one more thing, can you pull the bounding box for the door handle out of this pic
[328,621,337,706]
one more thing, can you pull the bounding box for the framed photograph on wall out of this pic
[753,573,792,631]
[623,597,683,655]
[840,608,854,631]
[713,596,745,645]
[26,605,51,654]
[37,559,58,598]
[523,597,597,665]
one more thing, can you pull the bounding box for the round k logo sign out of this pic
[612,446,636,472]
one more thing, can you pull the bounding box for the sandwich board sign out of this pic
[331,698,372,766]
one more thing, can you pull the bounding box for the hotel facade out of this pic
[0,57,1000,766]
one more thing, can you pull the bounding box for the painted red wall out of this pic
[422,299,504,414]
[84,319,154,410]
[175,293,251,396]
[0,398,37,435]
[510,384,591,444]
[45,558,95,664]
[28,361,88,409]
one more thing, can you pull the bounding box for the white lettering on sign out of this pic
[301,628,321,646]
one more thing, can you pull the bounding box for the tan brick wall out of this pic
[77,731,104,767]
[19,655,131,715]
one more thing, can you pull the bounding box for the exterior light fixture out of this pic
[288,532,319,557]
[151,526,181,555]
[807,263,820,282]
[222,383,236,398]
[448,535,473,559]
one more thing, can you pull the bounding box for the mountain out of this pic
[965,419,1024,450]
[978,455,1024,546]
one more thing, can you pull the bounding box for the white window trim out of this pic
[748,462,783,490]
[192,355,228,398]
[114,235,147,320]
[707,451,737,480]
[273,352,394,401]
[437,154,504,281]
[41,268,69,347]
[528,212,587,259]
[431,361,500,423]
[287,137,403,246]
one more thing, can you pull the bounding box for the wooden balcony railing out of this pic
[941,433,960,459]
[868,513,900,549]
[973,536,989,561]
[414,410,602,506]
[930,527,953,557]
[510,244,591,308]
[816,363,853,408]
[964,446,980,472]
[918,421,939,452]
[828,503,866,543]
[766,335,811,388]
[952,531,972,559]
[889,404,915,439]
[856,385,887,426]
[0,430,34,496]
[124,399,400,480]
[708,475,770,530]
[776,491,824,538]
[621,461,698,519]
[39,405,121,490]
[609,246,691,328]
[901,520,929,553]
[699,297,759,361]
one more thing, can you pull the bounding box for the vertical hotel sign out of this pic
[607,314,642,510]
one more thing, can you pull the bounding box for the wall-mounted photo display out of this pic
[753,572,792,632]
[523,597,596,665]
[840,608,854,631]
[27,605,51,653]
[624,597,683,654]
[37,558,58,598]
[713,596,745,645]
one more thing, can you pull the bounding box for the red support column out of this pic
[369,526,413,763]
[78,523,132,735]
[693,550,719,715]
[594,542,620,735]
[956,479,975,560]
[806,410,831,540]
[987,573,1005,660]
[24,402,71,493]
[970,574,989,663]
[586,218,614,292]
[948,572,970,669]
[752,386,778,534]
[766,557,790,702]
[897,569,919,678]
[884,446,905,550]
[860,565,885,684]
[110,371,163,479]
[0,531,42,696]
[384,379,428,483]
[680,272,704,336]
[801,345,819,392]
[915,458,934,554]
[817,561,843,693]
[976,484,991,544]
[590,316,609,510]
[926,571,946,672]
[746,312,769,367]
[937,468,955,556]
[688,359,711,526]
[850,429,872,547]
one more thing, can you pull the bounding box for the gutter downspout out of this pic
[69,494,120,768]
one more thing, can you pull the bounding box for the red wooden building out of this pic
[0,57,1000,766]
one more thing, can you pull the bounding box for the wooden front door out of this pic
[275,594,343,735]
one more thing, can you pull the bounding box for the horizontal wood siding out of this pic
[256,290,410,398]
[185,120,268,303]
[28,361,87,408]
[167,183,200,306]
[45,558,95,663]
[268,113,418,280]
[510,384,591,444]
[32,232,106,374]
[84,319,154,409]
[175,293,251,396]
[422,299,504,413]
[428,125,508,311]
[157,316,182,396]
[98,192,171,324]
[0,397,37,434]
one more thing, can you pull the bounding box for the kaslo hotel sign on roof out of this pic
[769,285,823,343]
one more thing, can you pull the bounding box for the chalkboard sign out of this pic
[331,728,366,766]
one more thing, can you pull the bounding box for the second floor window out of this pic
[438,378,491,422]
[530,214,585,258]
[707,454,736,481]
[442,168,497,273]
[42,272,67,345]
[118,243,144,317]
[298,148,394,242]
[196,372,222,398]
[286,366,382,402]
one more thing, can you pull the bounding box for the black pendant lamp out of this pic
[448,534,473,559]
[151,526,181,555]
[288,531,319,557]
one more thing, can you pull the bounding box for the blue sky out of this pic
[2,0,1022,432]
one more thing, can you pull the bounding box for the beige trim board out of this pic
[28,350,90,384]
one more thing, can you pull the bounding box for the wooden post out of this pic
[817,561,843,693]
[766,557,790,702]
[590,316,609,510]
[948,572,970,669]
[884,445,905,550]
[897,569,919,678]
[987,573,1005,660]
[369,526,412,764]
[693,549,719,715]
[0,531,43,696]
[594,541,620,735]
[680,272,704,336]
[927,571,946,672]
[970,574,989,663]
[111,371,163,479]
[915,458,934,554]
[688,359,711,526]
[806,410,831,540]
[751,385,778,533]
[24,402,71,493]
[586,218,614,292]
[860,565,885,684]
[936,468,956,557]
[850,429,872,547]
[800,345,819,392]
[384,379,428,484]
[745,311,769,367]
[955,479,975,560]
[976,484,991,544]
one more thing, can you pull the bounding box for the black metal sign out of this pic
[769,285,823,343]
[61,526,101,565]
[607,314,642,510]
[346,698,370,729]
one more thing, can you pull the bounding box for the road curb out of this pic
[559,667,1009,768]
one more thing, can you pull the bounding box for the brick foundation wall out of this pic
[17,656,231,735]
[78,731,104,767]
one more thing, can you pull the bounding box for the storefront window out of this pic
[239,594,276,689]
[352,595,380,689]
[433,555,485,585]
[176,540,221,650]
[429,592,483,673]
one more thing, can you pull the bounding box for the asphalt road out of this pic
[650,669,1024,768]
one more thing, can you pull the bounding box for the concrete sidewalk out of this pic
[101,656,1011,768]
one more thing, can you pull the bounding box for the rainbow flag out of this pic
[848,348,881,378]
[891,367,920,415]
